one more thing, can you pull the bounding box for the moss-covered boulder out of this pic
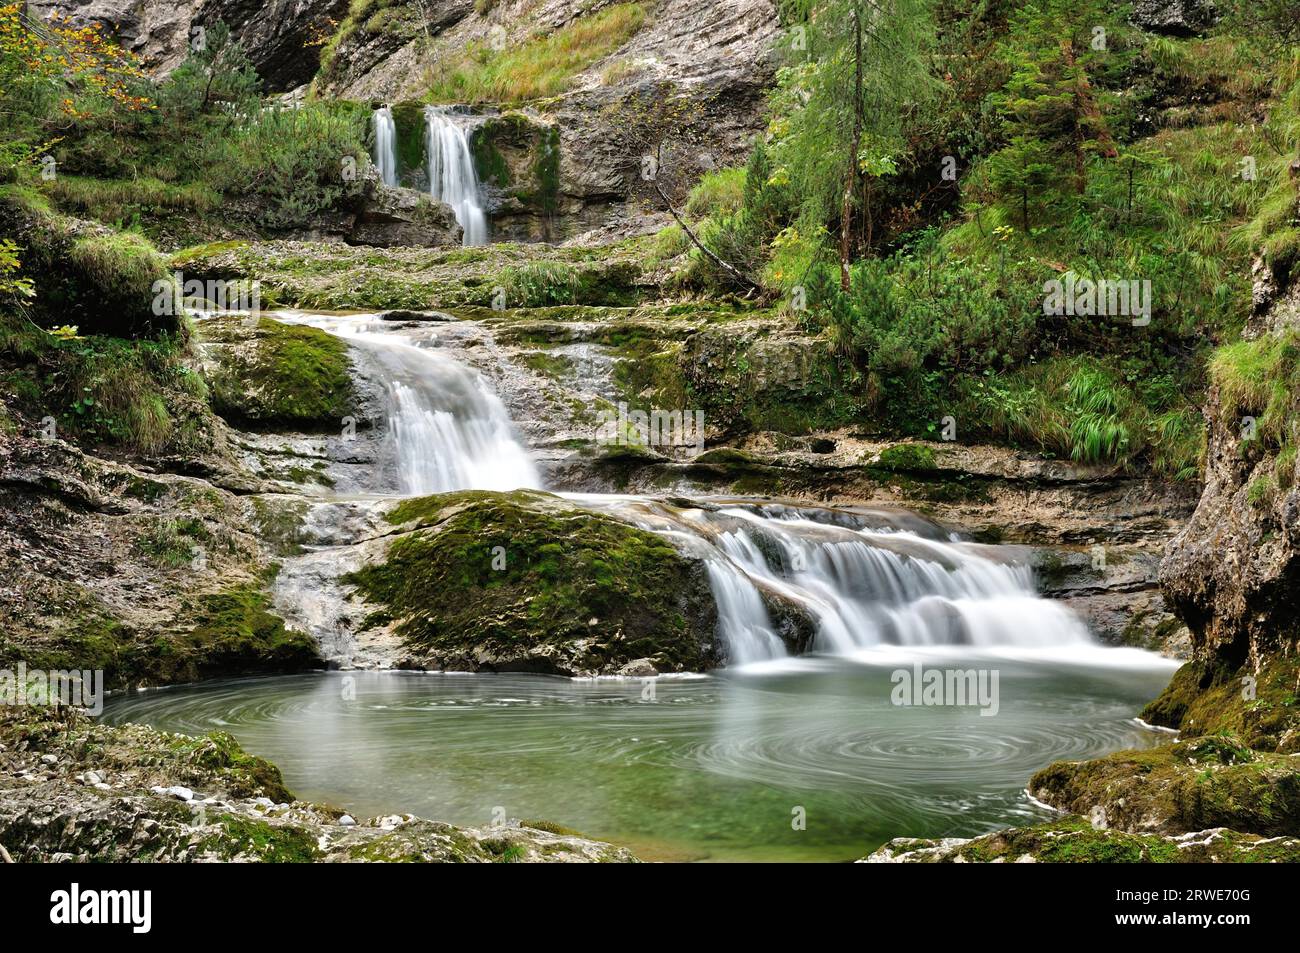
[343,490,721,675]
[1142,654,1300,752]
[1028,735,1300,837]
[0,708,635,863]
[199,314,355,432]
[866,816,1300,863]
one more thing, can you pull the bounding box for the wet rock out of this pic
[346,184,463,249]
[864,818,1300,863]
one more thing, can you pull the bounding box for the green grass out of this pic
[499,260,580,306]
[44,175,221,224]
[423,4,647,103]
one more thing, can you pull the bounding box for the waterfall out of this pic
[573,497,1093,666]
[275,312,541,495]
[372,106,398,188]
[267,313,1092,669]
[425,106,489,246]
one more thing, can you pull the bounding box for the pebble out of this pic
[84,771,103,785]
[39,754,57,765]
[338,814,357,827]
[165,786,194,802]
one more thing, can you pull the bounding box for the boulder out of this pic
[343,490,724,676]
[347,183,463,248]
[1130,0,1219,36]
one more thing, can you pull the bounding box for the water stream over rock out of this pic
[425,107,489,246]
[266,310,1094,668]
[116,308,1178,860]
[372,106,398,188]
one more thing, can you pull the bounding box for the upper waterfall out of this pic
[425,106,489,246]
[372,106,398,188]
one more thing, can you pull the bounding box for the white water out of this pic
[425,106,489,246]
[275,312,539,495]
[571,495,1092,666]
[372,106,398,188]
[267,312,1094,668]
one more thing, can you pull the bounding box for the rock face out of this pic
[864,819,1300,863]
[1158,266,1300,680]
[317,0,780,238]
[31,0,348,90]
[347,183,464,248]
[0,709,635,862]
[1130,0,1219,36]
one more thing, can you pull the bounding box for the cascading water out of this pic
[275,312,540,495]
[372,106,398,187]
[425,106,489,246]
[264,312,1090,668]
[571,496,1092,666]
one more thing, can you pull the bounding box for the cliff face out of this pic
[31,1,779,237]
[1159,273,1300,671]
[1147,255,1300,752]
[29,0,348,90]
[317,0,780,238]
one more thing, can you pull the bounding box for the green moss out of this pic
[887,815,1300,863]
[1142,655,1300,752]
[877,443,937,472]
[200,814,320,862]
[390,100,429,183]
[203,316,355,432]
[168,730,296,802]
[1031,735,1300,836]
[134,517,212,568]
[347,491,719,673]
[164,584,322,682]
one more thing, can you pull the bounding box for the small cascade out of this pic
[572,496,1092,665]
[264,313,1091,669]
[372,106,398,187]
[275,312,540,495]
[425,106,489,246]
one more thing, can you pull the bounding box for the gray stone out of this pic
[1131,0,1219,36]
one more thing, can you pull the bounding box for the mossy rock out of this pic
[200,315,355,432]
[876,443,938,472]
[870,816,1300,863]
[1029,735,1300,837]
[0,185,177,337]
[344,490,721,675]
[1142,654,1300,752]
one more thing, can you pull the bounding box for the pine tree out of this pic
[777,0,938,289]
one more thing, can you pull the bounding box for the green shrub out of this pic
[500,260,580,306]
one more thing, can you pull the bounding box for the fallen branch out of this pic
[650,143,759,294]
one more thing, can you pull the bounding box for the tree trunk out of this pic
[840,0,865,293]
